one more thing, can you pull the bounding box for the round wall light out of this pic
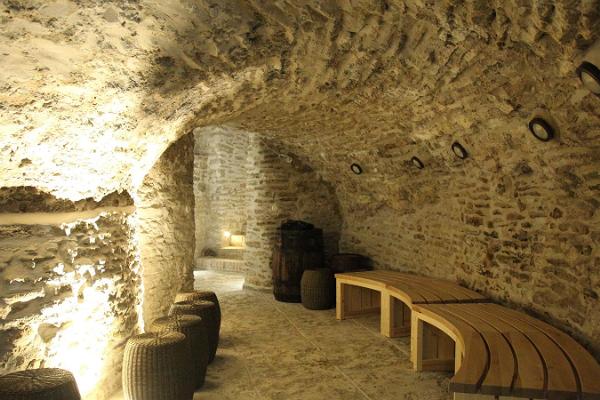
[411,156,424,169]
[577,61,600,96]
[528,117,555,142]
[350,163,363,175]
[451,142,469,159]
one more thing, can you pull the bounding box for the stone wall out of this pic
[137,133,195,328]
[194,127,249,255]
[339,138,600,359]
[0,188,140,400]
[194,127,342,288]
[244,134,343,288]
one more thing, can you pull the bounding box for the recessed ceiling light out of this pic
[451,142,468,159]
[528,117,555,142]
[411,157,424,169]
[350,163,363,175]
[577,61,600,95]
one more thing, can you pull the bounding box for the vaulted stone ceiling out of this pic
[2,0,599,207]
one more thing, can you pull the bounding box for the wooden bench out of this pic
[411,303,600,400]
[336,270,487,339]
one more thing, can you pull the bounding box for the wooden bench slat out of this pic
[462,303,546,398]
[360,270,484,303]
[338,270,484,304]
[414,304,488,393]
[387,273,483,302]
[489,304,600,400]
[485,305,579,397]
[442,304,515,396]
[379,273,460,303]
[377,271,486,301]
[337,273,429,304]
[377,275,448,303]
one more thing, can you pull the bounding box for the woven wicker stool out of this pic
[0,368,81,400]
[301,268,335,310]
[122,332,193,400]
[169,300,218,363]
[174,291,221,336]
[151,315,209,389]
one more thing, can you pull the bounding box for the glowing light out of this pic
[223,231,232,238]
[40,213,144,398]
[230,234,245,248]
[41,271,115,397]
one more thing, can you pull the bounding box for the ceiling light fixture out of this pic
[350,163,363,175]
[411,157,424,169]
[451,142,469,159]
[528,117,555,142]
[577,61,600,96]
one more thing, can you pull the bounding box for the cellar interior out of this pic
[1,1,600,399]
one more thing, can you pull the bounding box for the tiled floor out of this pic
[194,270,451,400]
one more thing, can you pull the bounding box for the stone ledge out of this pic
[196,257,246,273]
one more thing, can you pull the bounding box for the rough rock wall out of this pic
[194,126,249,254]
[0,189,140,400]
[137,134,195,327]
[193,126,342,287]
[4,0,598,202]
[244,134,342,288]
[340,139,600,358]
[2,0,600,359]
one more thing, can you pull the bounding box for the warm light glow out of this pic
[43,270,115,397]
[230,234,246,247]
[223,231,232,238]
[35,213,144,398]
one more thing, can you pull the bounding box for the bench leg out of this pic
[411,312,424,370]
[412,312,455,372]
[336,280,345,320]
[381,295,411,338]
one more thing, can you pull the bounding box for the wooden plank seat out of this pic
[411,303,600,400]
[335,270,487,338]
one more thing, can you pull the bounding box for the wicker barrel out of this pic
[169,300,219,363]
[151,315,209,389]
[174,291,221,339]
[301,268,335,310]
[0,368,81,400]
[272,227,324,303]
[122,332,193,400]
[330,253,370,273]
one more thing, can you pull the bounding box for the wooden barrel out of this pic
[272,227,324,302]
[329,253,370,273]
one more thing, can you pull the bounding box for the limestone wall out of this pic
[339,141,600,358]
[0,189,140,400]
[137,133,195,328]
[244,134,342,288]
[194,127,342,288]
[194,127,249,255]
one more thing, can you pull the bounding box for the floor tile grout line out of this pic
[272,303,374,400]
[351,317,412,359]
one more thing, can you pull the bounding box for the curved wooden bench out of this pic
[336,271,487,339]
[412,303,600,400]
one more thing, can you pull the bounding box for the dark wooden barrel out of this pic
[330,253,370,273]
[272,226,324,302]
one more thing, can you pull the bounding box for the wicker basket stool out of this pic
[174,291,221,336]
[151,315,209,389]
[122,331,193,400]
[169,300,219,363]
[0,368,81,400]
[301,268,335,310]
